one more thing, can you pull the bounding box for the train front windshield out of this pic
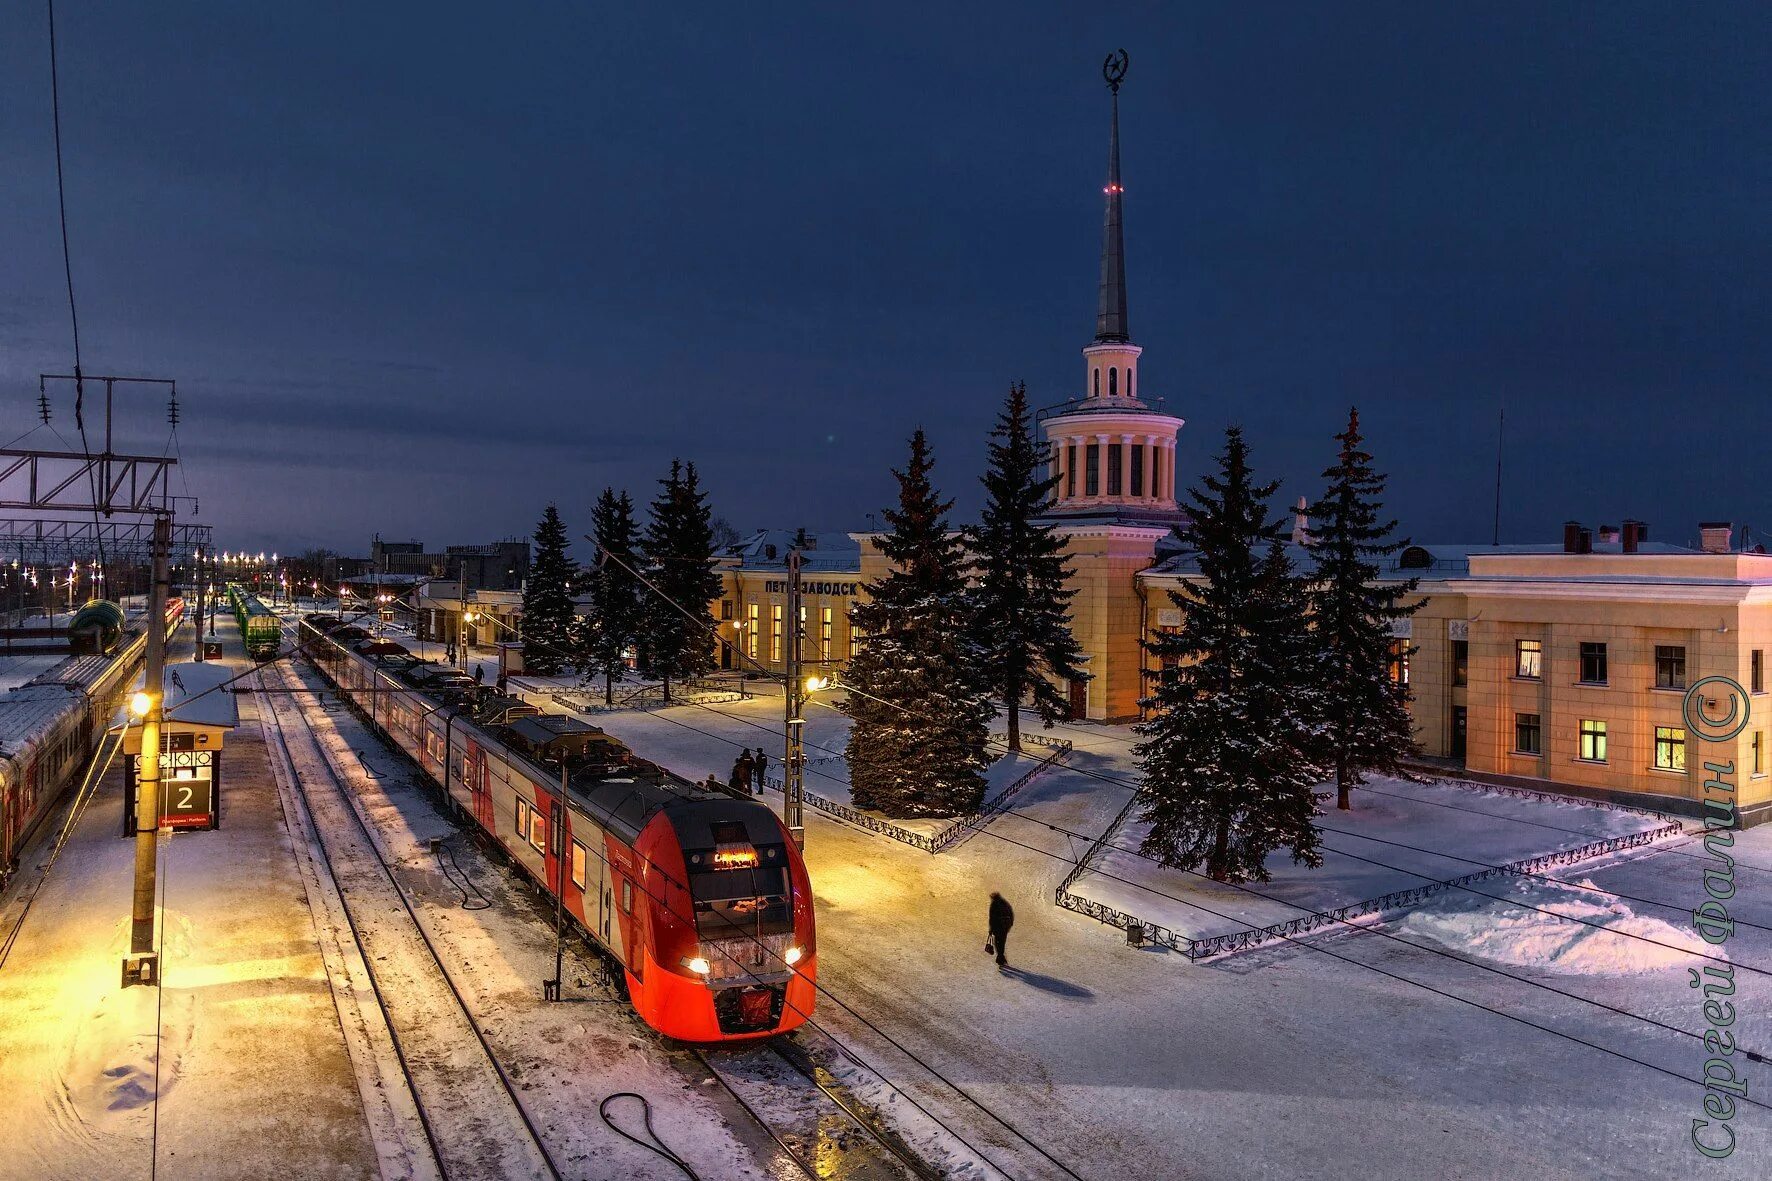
[687,846,793,940]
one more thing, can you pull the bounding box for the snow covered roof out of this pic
[162,661,240,729]
[1143,539,1717,583]
[720,529,861,573]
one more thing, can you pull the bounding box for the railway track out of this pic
[690,1030,942,1181]
[255,664,563,1181]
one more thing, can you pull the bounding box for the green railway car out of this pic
[227,583,282,661]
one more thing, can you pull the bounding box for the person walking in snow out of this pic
[730,750,755,793]
[988,891,1014,968]
[753,747,769,791]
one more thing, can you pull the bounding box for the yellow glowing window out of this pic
[711,844,759,869]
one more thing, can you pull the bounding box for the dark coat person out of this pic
[988,892,1014,967]
[753,747,769,789]
[731,751,755,793]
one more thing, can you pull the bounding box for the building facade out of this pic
[1139,527,1772,821]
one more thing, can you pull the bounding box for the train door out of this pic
[619,875,642,979]
[598,852,612,944]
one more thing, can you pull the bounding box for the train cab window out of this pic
[686,841,793,940]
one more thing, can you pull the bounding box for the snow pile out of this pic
[1399,877,1709,975]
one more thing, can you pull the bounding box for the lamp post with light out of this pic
[123,513,170,987]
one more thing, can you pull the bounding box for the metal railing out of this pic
[1054,782,1684,961]
[761,732,1075,855]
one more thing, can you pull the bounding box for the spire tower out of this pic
[1096,50,1130,344]
[1041,48,1183,521]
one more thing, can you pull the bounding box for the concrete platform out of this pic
[0,617,376,1181]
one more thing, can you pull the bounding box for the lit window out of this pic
[1654,726,1686,771]
[1578,719,1607,762]
[571,841,587,890]
[1515,639,1542,679]
[821,607,833,661]
[1514,712,1541,755]
[1578,642,1607,685]
[1655,645,1686,690]
[1387,638,1410,690]
[771,604,783,663]
[747,603,759,659]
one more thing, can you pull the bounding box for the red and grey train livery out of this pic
[0,597,184,886]
[299,615,816,1042]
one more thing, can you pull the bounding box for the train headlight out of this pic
[686,956,711,976]
[784,946,803,966]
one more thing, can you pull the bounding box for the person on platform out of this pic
[753,747,769,790]
[730,750,755,793]
[987,891,1015,968]
[472,665,484,685]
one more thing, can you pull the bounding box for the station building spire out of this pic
[1044,49,1184,519]
[1095,53,1130,344]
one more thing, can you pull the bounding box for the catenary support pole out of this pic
[124,512,170,986]
[783,548,805,848]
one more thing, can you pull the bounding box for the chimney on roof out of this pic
[1700,522,1734,554]
[1563,521,1582,553]
[1621,519,1644,554]
[1291,496,1310,545]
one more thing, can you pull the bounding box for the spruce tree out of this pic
[845,430,992,817]
[520,504,579,676]
[1306,407,1422,809]
[582,487,643,704]
[640,459,722,702]
[970,381,1089,752]
[1136,428,1324,882]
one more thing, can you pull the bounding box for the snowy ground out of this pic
[0,619,377,1181]
[572,703,1769,1179]
[1070,774,1674,946]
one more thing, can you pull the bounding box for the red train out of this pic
[0,597,184,886]
[299,615,816,1042]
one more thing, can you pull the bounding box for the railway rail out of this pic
[255,663,562,1180]
[689,1030,940,1181]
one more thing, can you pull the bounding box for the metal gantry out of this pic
[0,516,211,565]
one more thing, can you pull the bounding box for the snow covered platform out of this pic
[1060,774,1684,959]
[0,621,377,1179]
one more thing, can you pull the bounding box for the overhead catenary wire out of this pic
[293,651,1039,1181]
[538,676,1772,1093]
[312,557,1770,1148]
[272,609,1033,1180]
[43,0,109,587]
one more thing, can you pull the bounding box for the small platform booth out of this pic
[120,661,239,834]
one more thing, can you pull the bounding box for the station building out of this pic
[705,75,1772,822]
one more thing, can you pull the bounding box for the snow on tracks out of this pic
[256,663,560,1180]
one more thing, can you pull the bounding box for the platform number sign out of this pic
[155,750,217,830]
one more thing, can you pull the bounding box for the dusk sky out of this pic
[2,3,1767,556]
